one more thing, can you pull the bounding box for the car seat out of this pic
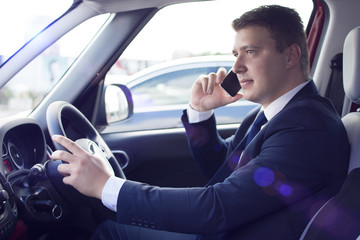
[300,26,360,240]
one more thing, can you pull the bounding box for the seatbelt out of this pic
[325,53,345,116]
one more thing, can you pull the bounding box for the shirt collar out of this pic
[263,81,309,121]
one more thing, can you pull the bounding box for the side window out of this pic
[105,0,313,131]
[130,66,232,110]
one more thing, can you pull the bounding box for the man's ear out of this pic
[286,43,301,69]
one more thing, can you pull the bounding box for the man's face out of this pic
[232,26,290,108]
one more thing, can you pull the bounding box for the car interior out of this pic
[300,25,360,240]
[0,0,360,239]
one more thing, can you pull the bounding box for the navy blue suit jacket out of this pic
[116,81,350,239]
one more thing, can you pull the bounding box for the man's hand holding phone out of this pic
[190,68,243,112]
[221,70,242,97]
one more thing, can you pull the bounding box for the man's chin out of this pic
[242,93,259,105]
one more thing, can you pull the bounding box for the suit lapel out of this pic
[231,106,261,149]
[206,108,260,185]
[231,81,319,169]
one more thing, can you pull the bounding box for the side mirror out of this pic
[96,84,133,127]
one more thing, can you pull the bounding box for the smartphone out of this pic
[220,70,241,97]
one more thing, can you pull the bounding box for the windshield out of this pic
[0,1,109,118]
[0,0,72,117]
[0,0,73,65]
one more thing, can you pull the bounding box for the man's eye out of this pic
[246,50,256,54]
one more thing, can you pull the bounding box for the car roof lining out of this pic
[82,0,211,14]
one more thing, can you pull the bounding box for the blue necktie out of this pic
[244,111,267,149]
[236,111,267,168]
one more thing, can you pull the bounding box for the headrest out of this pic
[343,26,360,104]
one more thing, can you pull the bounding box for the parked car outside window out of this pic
[105,56,259,132]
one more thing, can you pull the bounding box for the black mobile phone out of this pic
[220,70,241,97]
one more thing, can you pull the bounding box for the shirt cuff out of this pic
[101,175,126,212]
[187,105,214,123]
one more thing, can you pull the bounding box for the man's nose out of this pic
[233,56,247,74]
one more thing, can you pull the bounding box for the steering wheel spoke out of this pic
[75,138,114,176]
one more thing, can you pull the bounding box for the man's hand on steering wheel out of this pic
[51,135,113,200]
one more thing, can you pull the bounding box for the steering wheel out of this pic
[45,101,125,220]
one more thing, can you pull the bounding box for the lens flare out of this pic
[253,167,275,187]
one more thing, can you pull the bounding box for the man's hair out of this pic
[232,5,309,80]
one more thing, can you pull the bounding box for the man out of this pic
[51,5,350,239]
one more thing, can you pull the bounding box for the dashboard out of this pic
[0,113,118,239]
[0,117,47,239]
[0,118,46,175]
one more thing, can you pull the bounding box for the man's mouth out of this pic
[240,79,253,88]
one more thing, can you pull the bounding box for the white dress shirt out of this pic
[101,81,309,212]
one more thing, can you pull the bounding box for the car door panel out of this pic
[101,103,258,133]
[101,126,237,187]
